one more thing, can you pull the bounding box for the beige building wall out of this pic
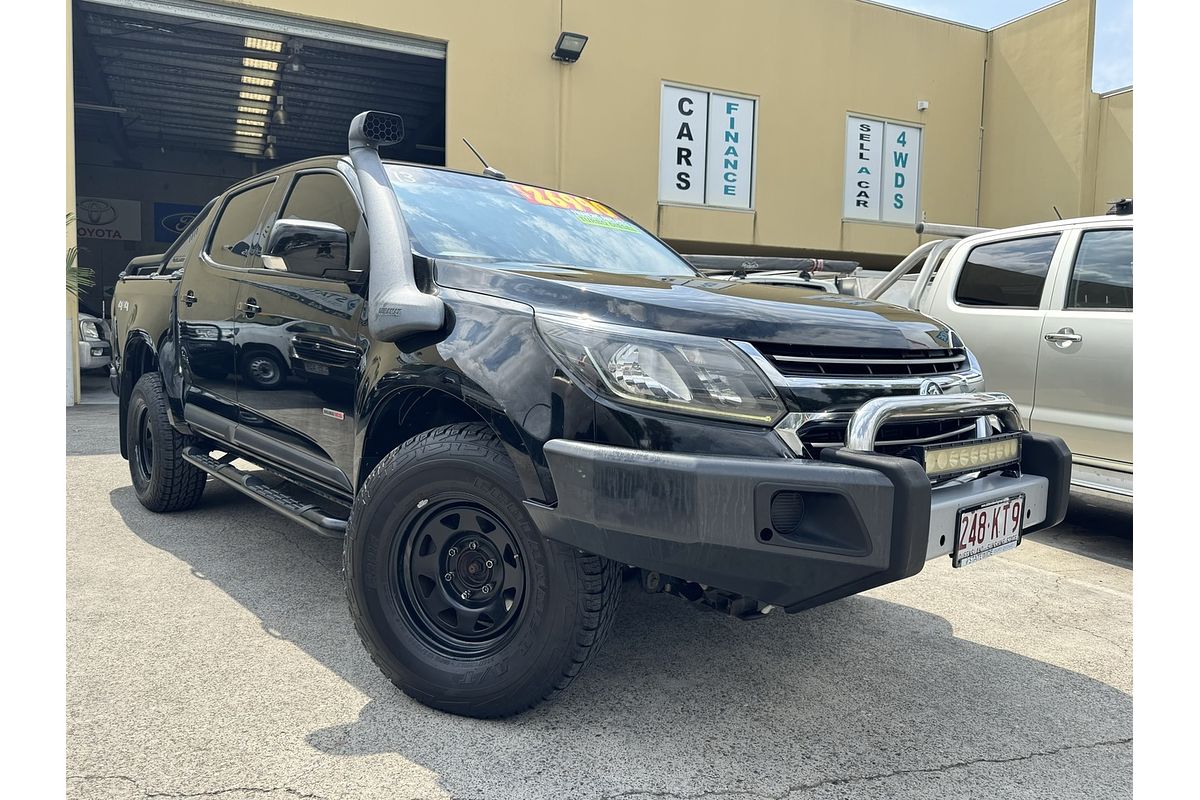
[978,0,1098,228]
[73,0,1129,275]
[1090,87,1133,214]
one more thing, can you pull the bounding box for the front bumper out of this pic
[526,402,1070,612]
[78,340,112,371]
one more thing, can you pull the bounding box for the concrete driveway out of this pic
[67,404,1132,799]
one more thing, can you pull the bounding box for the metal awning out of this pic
[73,0,447,163]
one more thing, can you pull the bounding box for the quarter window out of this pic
[207,181,275,267]
[955,234,1060,308]
[1067,229,1132,310]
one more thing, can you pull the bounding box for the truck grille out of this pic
[752,343,966,378]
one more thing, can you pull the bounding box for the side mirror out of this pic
[264,218,349,277]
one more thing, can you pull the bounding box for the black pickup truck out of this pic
[110,111,1070,718]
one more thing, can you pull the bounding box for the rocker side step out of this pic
[182,446,349,538]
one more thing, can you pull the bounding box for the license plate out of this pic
[303,362,330,375]
[953,494,1024,567]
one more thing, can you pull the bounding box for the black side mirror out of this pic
[264,218,350,277]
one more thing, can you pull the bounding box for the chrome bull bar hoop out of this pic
[845,392,1023,453]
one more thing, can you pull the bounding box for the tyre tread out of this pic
[128,372,207,513]
[344,422,621,717]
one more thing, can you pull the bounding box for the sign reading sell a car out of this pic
[843,114,922,225]
[76,197,142,241]
[659,83,756,210]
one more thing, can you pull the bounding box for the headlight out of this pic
[79,321,102,341]
[536,316,784,425]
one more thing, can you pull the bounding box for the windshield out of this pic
[386,164,696,277]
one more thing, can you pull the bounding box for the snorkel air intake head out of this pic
[348,110,444,341]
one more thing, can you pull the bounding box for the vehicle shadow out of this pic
[1024,492,1133,568]
[110,481,1132,799]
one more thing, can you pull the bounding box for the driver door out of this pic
[230,168,368,494]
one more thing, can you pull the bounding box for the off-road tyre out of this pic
[344,423,621,718]
[127,372,207,512]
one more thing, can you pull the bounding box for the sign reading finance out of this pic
[843,115,922,224]
[659,84,756,209]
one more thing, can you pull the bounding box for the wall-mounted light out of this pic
[264,135,278,160]
[551,31,588,62]
[286,42,305,74]
[272,95,288,126]
[917,100,930,112]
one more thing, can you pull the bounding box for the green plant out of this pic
[66,212,94,298]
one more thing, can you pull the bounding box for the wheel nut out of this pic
[468,541,478,550]
[460,591,470,600]
[485,560,494,569]
[448,548,457,557]
[482,585,491,594]
[444,572,453,582]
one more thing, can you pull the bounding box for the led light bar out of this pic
[244,36,283,53]
[235,129,264,138]
[237,105,268,115]
[239,90,272,103]
[236,117,266,127]
[242,57,279,71]
[241,75,275,88]
[917,434,1021,479]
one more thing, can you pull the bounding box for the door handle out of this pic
[1044,328,1083,346]
[241,298,261,318]
[183,290,197,307]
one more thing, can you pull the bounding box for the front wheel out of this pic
[343,423,621,718]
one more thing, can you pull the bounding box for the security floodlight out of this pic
[552,31,588,62]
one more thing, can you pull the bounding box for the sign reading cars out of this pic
[843,114,922,225]
[658,83,757,210]
[76,197,142,241]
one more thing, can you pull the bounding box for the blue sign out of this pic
[153,202,204,243]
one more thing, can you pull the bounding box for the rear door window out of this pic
[206,181,275,268]
[954,234,1060,308]
[1066,229,1133,310]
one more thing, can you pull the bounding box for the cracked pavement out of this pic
[67,405,1131,799]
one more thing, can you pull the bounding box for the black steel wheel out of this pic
[344,423,622,718]
[126,372,207,512]
[396,500,527,657]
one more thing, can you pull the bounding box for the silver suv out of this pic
[866,216,1133,497]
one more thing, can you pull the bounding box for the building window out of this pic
[658,83,757,210]
[843,114,922,225]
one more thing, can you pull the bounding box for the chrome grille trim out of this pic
[732,340,985,392]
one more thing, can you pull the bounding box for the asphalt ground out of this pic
[66,404,1132,799]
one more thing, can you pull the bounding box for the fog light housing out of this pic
[917,433,1021,479]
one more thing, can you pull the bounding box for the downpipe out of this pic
[347,111,445,340]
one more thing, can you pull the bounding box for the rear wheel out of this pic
[126,372,207,512]
[344,423,621,718]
